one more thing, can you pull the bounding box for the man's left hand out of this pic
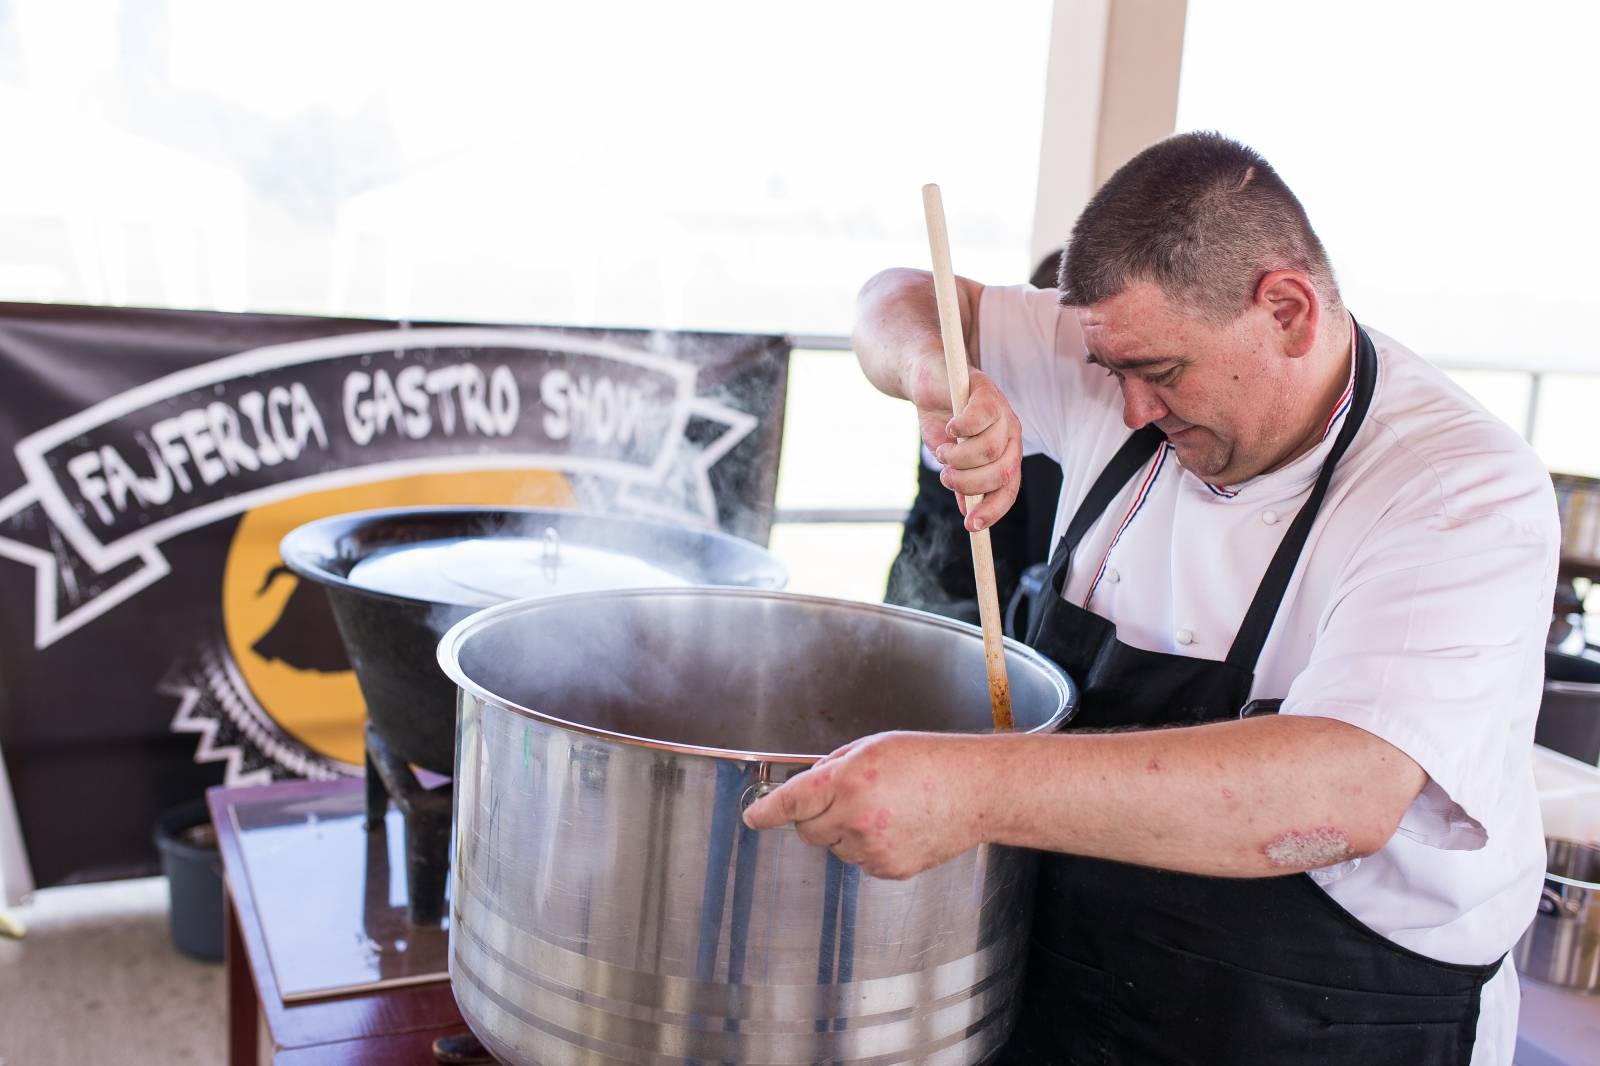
[740,732,990,880]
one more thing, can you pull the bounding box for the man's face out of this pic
[1076,281,1301,486]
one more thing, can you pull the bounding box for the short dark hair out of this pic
[1058,131,1340,322]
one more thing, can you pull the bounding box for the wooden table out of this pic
[209,777,476,1065]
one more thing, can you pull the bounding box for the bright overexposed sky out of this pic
[0,0,1053,332]
[1177,0,1600,369]
[0,0,1594,367]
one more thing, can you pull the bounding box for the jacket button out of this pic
[1262,510,1279,525]
[1106,568,1121,584]
[1176,628,1195,646]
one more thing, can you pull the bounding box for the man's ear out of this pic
[1254,270,1320,358]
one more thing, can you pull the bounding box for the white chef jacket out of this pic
[978,283,1560,1066]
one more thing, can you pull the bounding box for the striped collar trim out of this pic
[1083,441,1171,609]
[1319,354,1358,441]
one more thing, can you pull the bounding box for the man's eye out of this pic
[1148,367,1181,386]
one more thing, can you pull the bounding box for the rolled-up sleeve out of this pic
[977,284,1118,464]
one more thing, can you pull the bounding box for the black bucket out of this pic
[153,799,223,962]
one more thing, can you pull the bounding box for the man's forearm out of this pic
[845,268,1020,531]
[853,268,980,403]
[970,715,1425,877]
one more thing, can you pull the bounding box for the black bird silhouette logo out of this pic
[250,565,351,673]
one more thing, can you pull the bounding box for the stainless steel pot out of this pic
[438,588,1078,1065]
[1514,838,1600,992]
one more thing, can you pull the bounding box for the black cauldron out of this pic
[279,506,788,776]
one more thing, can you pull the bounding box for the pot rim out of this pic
[1546,871,1600,891]
[279,504,787,609]
[1543,837,1600,891]
[437,587,1078,763]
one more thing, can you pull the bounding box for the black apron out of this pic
[1001,324,1500,1066]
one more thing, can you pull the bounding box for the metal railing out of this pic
[777,334,1595,526]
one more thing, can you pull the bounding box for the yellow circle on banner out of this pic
[220,470,577,768]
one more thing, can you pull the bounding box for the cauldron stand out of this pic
[364,723,452,928]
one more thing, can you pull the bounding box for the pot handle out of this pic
[738,762,779,815]
[1540,885,1578,918]
[1005,562,1049,640]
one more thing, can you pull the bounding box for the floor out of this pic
[0,877,224,1066]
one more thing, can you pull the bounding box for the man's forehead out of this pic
[1076,281,1183,326]
[1074,291,1213,371]
[1076,284,1198,345]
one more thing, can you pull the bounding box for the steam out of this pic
[635,327,789,545]
[442,591,1063,758]
[886,512,980,620]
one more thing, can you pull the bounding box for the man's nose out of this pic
[1121,380,1169,429]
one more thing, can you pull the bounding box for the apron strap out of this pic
[1061,425,1167,559]
[1225,323,1379,672]
[1026,424,1165,644]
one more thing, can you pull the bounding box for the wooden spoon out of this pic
[921,183,1014,731]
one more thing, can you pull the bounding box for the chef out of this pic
[744,131,1558,1064]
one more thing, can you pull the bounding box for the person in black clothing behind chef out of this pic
[882,255,1064,629]
[748,132,1556,1065]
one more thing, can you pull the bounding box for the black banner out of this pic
[0,303,788,887]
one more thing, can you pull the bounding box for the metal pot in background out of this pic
[1515,838,1600,992]
[439,588,1078,1066]
[1536,651,1600,766]
[1554,473,1600,567]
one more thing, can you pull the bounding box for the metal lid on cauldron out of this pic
[346,531,690,606]
[279,505,786,611]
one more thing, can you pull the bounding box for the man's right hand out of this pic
[908,357,1024,533]
[852,267,1025,531]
